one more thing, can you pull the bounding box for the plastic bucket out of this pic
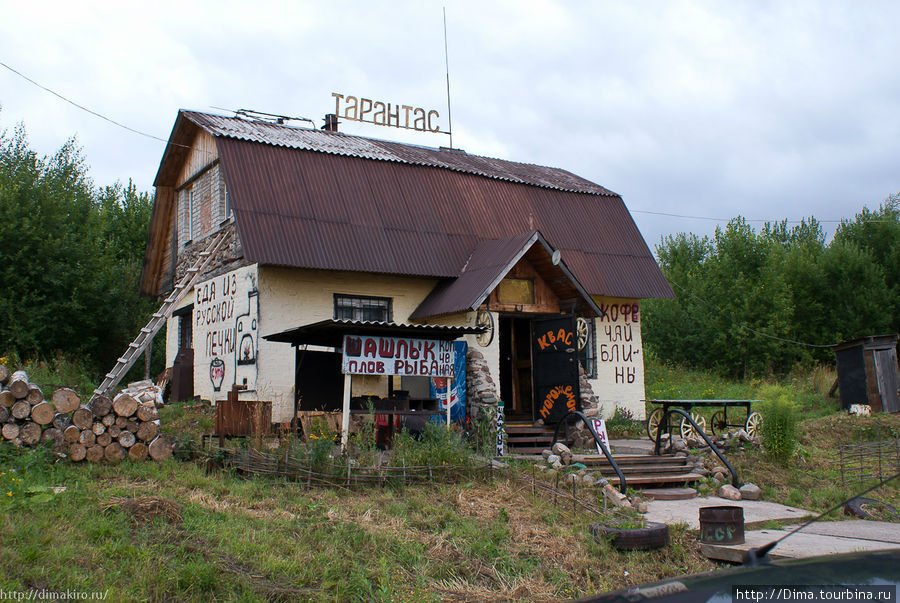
[699,505,744,544]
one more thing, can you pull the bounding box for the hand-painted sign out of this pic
[590,418,611,456]
[429,341,467,423]
[194,264,259,393]
[532,316,581,423]
[342,335,454,377]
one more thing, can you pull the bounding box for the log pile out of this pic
[0,367,172,463]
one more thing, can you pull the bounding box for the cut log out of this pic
[112,393,138,418]
[125,419,139,434]
[107,424,121,438]
[95,432,112,447]
[9,371,29,399]
[30,401,55,425]
[63,425,81,443]
[148,436,173,461]
[86,445,105,463]
[2,422,20,440]
[88,394,112,417]
[115,416,127,428]
[101,413,116,427]
[136,404,159,422]
[91,422,106,436]
[77,430,96,448]
[41,427,63,445]
[0,390,14,408]
[128,442,148,461]
[52,388,81,414]
[25,383,43,405]
[0,363,8,386]
[53,413,72,431]
[104,443,126,463]
[71,407,93,430]
[136,421,159,442]
[69,442,86,462]
[11,400,31,420]
[0,406,8,423]
[20,422,41,446]
[118,430,136,448]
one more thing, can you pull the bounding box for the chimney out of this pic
[322,114,339,132]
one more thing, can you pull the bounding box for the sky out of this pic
[2,0,899,252]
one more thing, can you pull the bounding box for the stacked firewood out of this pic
[0,365,172,463]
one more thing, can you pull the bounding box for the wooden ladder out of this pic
[93,231,228,397]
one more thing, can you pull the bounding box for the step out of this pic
[505,435,554,444]
[605,472,705,487]
[595,464,694,476]
[574,454,687,464]
[641,487,698,501]
[505,425,555,435]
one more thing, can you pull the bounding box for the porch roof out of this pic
[263,319,484,348]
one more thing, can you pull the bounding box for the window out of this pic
[187,188,195,240]
[578,317,597,378]
[223,183,232,220]
[334,294,392,322]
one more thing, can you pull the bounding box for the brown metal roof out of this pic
[176,110,616,196]
[143,110,673,300]
[410,231,604,319]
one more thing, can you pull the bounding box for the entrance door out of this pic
[499,316,535,420]
[532,316,581,423]
[874,348,900,413]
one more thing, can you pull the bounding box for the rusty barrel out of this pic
[699,506,744,544]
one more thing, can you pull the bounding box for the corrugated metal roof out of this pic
[216,136,673,299]
[263,318,484,348]
[181,110,616,196]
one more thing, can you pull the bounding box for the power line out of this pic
[1,60,171,144]
[630,208,889,225]
[669,280,835,349]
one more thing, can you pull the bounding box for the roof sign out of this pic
[332,93,441,133]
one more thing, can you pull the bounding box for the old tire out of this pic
[590,521,670,551]
[843,497,899,520]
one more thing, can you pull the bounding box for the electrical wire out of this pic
[669,280,836,349]
[631,208,894,225]
[1,60,172,144]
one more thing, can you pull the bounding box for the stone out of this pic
[711,466,727,475]
[552,442,571,456]
[718,484,742,501]
[676,450,689,457]
[694,467,709,476]
[582,473,595,484]
[637,501,649,513]
[565,474,578,483]
[711,477,722,488]
[541,449,552,459]
[560,451,573,466]
[551,460,563,470]
[736,429,752,443]
[713,471,727,482]
[596,477,610,487]
[602,484,630,508]
[546,454,560,465]
[584,407,600,417]
[740,483,762,500]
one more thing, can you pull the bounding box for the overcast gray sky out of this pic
[2,0,898,251]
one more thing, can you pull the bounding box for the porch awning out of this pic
[263,319,484,348]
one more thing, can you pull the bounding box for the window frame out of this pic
[333,294,393,323]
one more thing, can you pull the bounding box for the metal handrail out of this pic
[653,407,740,488]
[551,410,627,493]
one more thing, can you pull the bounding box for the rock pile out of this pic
[536,442,649,512]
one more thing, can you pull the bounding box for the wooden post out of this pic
[340,373,352,450]
[445,376,452,427]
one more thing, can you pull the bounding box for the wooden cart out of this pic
[645,399,762,440]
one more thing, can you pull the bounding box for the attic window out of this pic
[334,294,392,322]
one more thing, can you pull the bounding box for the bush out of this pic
[392,422,470,467]
[759,386,798,465]
[604,407,643,439]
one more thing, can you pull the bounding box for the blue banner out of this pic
[430,340,467,423]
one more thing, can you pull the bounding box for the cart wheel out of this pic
[680,413,707,440]
[745,412,762,439]
[576,317,590,351]
[710,411,727,435]
[646,408,664,439]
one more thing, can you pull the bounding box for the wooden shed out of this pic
[834,334,900,413]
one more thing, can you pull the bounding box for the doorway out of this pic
[499,316,534,421]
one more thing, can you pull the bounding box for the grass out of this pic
[3,359,899,600]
